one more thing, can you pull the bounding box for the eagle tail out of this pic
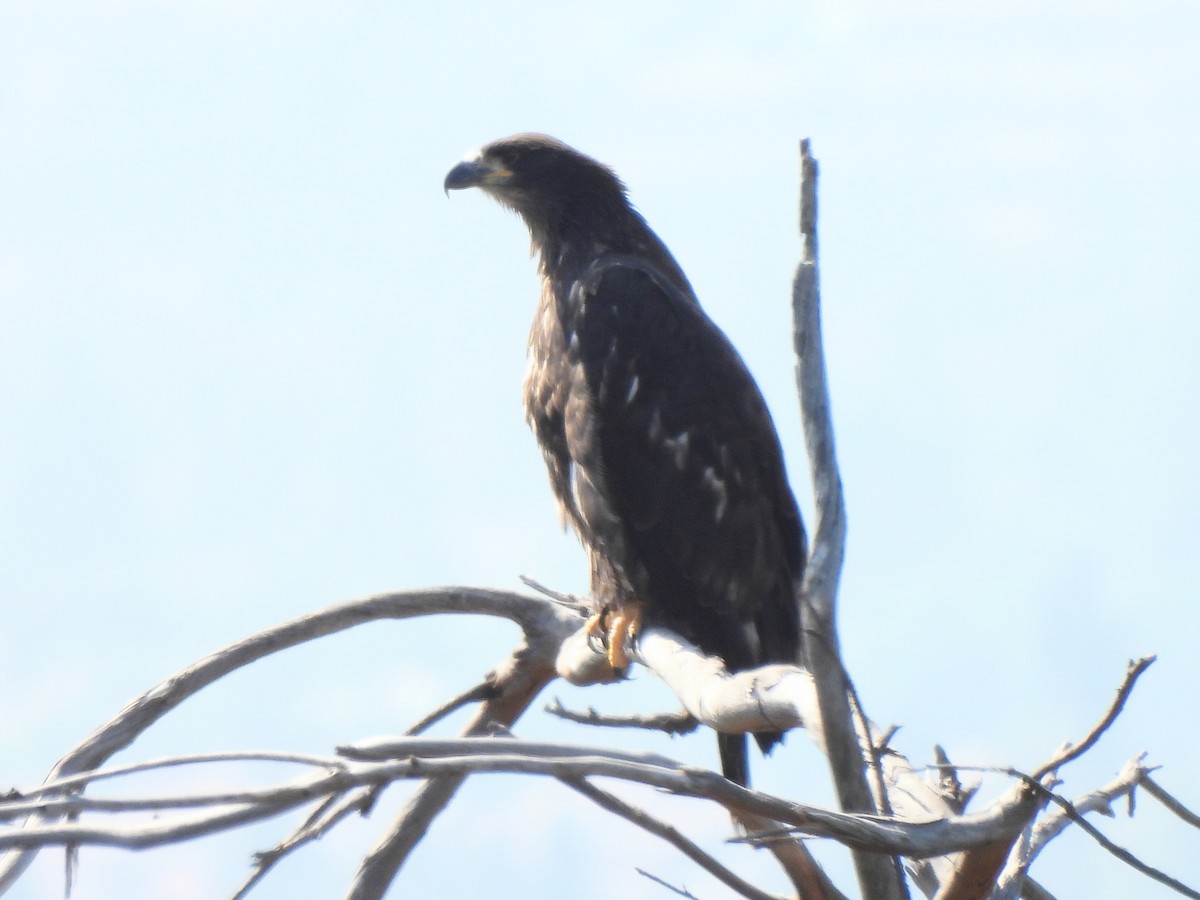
[717,732,751,788]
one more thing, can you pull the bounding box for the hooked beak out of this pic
[444,155,513,196]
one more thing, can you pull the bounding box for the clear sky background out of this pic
[2,2,1197,898]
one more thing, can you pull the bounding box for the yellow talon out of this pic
[606,604,644,671]
[582,604,646,673]
[584,612,606,641]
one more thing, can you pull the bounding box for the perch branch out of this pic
[632,628,817,742]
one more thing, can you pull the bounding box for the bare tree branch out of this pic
[342,643,557,900]
[545,698,700,735]
[791,138,909,900]
[932,745,980,816]
[630,628,816,741]
[2,738,1056,862]
[1032,656,1156,780]
[1143,776,1200,830]
[3,584,1164,899]
[563,777,789,900]
[982,759,1200,900]
[1018,878,1059,900]
[339,736,684,770]
[927,654,1160,898]
[519,575,590,612]
[341,741,1043,858]
[0,604,1170,900]
[0,588,577,895]
[1027,791,1198,899]
[637,867,702,899]
[404,679,497,736]
[736,809,854,900]
[993,754,1150,896]
[232,787,379,899]
[8,750,347,812]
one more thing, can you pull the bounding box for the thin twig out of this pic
[405,680,497,736]
[994,754,1150,898]
[343,647,556,900]
[1033,656,1156,780]
[941,656,1159,899]
[10,751,347,808]
[232,790,349,899]
[847,678,894,816]
[519,575,590,613]
[564,777,787,900]
[546,698,700,735]
[637,867,701,899]
[231,786,381,900]
[734,810,853,900]
[1019,775,1198,899]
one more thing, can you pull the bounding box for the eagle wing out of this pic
[565,257,803,668]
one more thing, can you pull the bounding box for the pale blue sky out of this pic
[2,2,1197,898]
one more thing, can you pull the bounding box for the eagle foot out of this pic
[585,605,645,674]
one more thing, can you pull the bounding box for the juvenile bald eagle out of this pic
[444,134,805,786]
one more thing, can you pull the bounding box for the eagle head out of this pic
[444,134,629,240]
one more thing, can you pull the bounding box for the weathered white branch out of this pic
[342,739,1041,858]
[0,588,579,894]
[340,735,684,769]
[0,735,1040,860]
[6,750,346,813]
[1,602,1169,899]
[559,622,818,739]
[791,138,907,900]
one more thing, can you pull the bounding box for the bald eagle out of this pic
[445,134,805,787]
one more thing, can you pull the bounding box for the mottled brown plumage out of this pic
[445,134,805,786]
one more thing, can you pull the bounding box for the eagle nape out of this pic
[444,134,806,788]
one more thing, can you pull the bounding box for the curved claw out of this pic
[581,606,644,674]
[606,606,644,672]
